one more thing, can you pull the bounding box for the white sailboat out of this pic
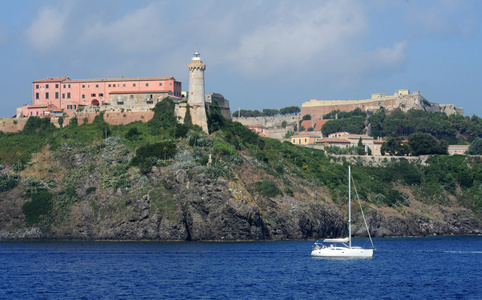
[311,166,374,258]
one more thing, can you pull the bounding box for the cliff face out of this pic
[0,167,348,240]
[1,164,480,241]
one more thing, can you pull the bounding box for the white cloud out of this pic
[78,2,169,54]
[222,0,408,87]
[402,0,480,38]
[24,6,70,52]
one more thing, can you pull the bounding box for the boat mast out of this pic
[348,166,352,249]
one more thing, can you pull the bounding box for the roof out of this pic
[32,77,70,83]
[316,138,351,144]
[300,119,331,131]
[25,104,49,108]
[329,131,350,136]
[33,76,177,84]
[291,133,321,138]
[109,90,172,94]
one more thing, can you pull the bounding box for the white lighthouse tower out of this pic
[187,51,208,133]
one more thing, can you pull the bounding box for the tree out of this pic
[381,134,410,156]
[467,137,482,155]
[183,104,193,128]
[302,114,312,121]
[58,116,64,128]
[408,132,448,156]
[357,137,366,155]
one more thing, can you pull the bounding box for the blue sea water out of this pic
[0,236,481,299]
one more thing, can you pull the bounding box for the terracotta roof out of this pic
[291,133,321,138]
[316,138,351,143]
[33,76,176,84]
[33,77,69,83]
[300,119,331,131]
[26,104,49,108]
[109,90,171,94]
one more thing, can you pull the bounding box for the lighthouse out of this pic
[187,51,208,133]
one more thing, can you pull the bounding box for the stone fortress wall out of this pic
[301,89,464,120]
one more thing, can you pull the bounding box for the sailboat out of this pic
[311,166,375,258]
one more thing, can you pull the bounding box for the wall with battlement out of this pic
[301,90,464,119]
[233,115,300,128]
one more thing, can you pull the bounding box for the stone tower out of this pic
[187,51,209,133]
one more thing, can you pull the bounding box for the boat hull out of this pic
[311,247,373,258]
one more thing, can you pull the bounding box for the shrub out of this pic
[125,127,141,140]
[85,187,97,195]
[0,173,20,192]
[22,190,53,225]
[254,181,282,197]
[131,141,177,173]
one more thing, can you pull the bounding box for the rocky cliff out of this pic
[1,156,480,241]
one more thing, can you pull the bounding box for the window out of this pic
[159,83,162,86]
[45,92,49,99]
[35,93,39,99]
[82,85,85,88]
[99,93,103,97]
[113,84,116,87]
[63,85,66,88]
[55,84,59,88]
[55,92,59,99]
[46,84,49,89]
[74,105,77,109]
[146,83,149,87]
[123,84,126,87]
[62,94,65,99]
[68,84,71,88]
[133,83,136,87]
[130,95,134,99]
[67,105,72,109]
[67,92,71,99]
[82,94,85,99]
[36,111,39,116]
[91,93,96,97]
[36,84,39,89]
[108,84,111,87]
[96,84,99,88]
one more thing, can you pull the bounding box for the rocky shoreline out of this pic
[1,169,480,241]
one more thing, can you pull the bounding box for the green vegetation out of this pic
[254,181,283,197]
[22,190,53,225]
[0,173,20,192]
[232,106,300,117]
[0,98,480,229]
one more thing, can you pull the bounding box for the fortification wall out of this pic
[0,110,155,132]
[233,115,300,127]
[301,98,398,120]
[0,118,28,133]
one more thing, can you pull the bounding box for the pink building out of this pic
[247,124,269,137]
[23,76,182,117]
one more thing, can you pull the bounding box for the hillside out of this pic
[0,98,481,240]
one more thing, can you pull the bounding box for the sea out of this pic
[0,236,480,299]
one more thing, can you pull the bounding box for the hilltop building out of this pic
[21,76,182,117]
[14,52,230,135]
[301,89,464,120]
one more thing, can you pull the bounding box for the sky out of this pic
[0,0,481,118]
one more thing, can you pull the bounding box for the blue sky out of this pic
[1,0,481,118]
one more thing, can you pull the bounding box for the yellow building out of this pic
[291,133,321,145]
